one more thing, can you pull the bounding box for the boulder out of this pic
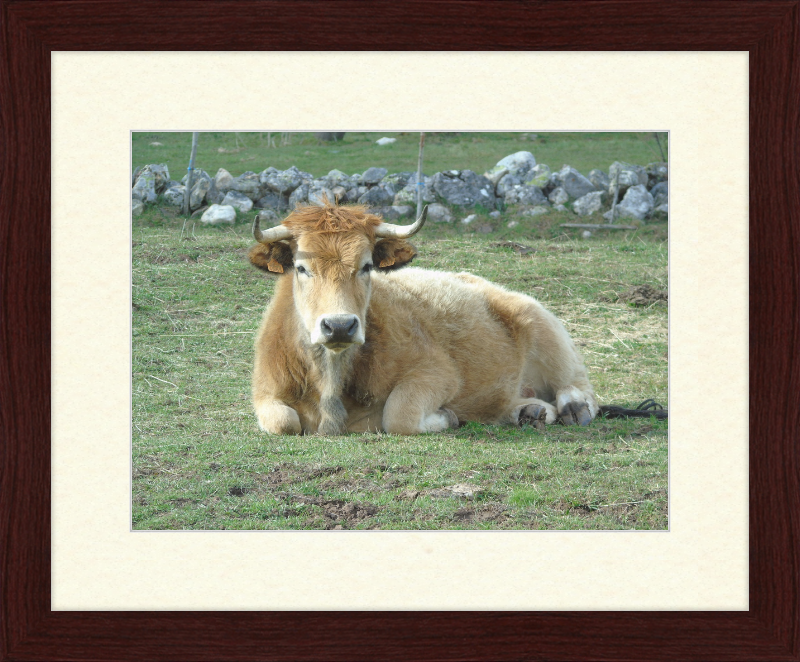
[377,205,413,220]
[496,174,522,197]
[589,169,610,193]
[200,204,236,225]
[189,174,211,211]
[162,185,185,207]
[358,186,393,207]
[261,167,303,195]
[483,166,508,186]
[394,174,436,206]
[572,191,606,217]
[614,184,653,221]
[255,192,290,211]
[132,199,144,217]
[289,183,309,207]
[650,182,668,207]
[255,208,280,224]
[646,162,668,189]
[521,206,550,217]
[137,163,170,192]
[488,151,537,180]
[433,170,496,208]
[231,172,263,201]
[308,187,335,206]
[380,172,413,196]
[427,203,453,223]
[525,164,551,188]
[548,186,569,205]
[214,168,234,192]
[558,166,596,199]
[608,162,648,200]
[361,167,388,185]
[131,174,156,203]
[222,190,254,213]
[325,169,352,189]
[504,184,548,206]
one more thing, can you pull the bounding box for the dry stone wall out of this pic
[132,151,668,226]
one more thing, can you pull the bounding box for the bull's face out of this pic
[249,203,425,354]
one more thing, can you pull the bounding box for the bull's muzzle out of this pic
[319,314,360,347]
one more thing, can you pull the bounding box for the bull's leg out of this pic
[556,385,598,426]
[382,375,459,435]
[509,398,559,426]
[253,397,302,435]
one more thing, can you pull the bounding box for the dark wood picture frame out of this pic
[1,1,798,660]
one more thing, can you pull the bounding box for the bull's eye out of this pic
[296,265,310,277]
[361,263,373,275]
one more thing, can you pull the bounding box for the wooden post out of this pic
[416,132,425,219]
[182,132,199,216]
[609,165,621,224]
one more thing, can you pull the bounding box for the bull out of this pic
[248,200,599,435]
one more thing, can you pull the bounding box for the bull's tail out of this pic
[599,399,667,420]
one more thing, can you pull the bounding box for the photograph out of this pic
[131,131,669,531]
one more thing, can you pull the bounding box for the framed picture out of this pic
[2,2,796,659]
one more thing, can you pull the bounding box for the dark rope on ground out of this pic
[599,399,667,420]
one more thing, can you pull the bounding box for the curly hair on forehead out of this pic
[282,198,383,239]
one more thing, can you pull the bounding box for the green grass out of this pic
[132,203,668,530]
[132,131,668,182]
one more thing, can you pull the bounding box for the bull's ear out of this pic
[372,238,417,271]
[248,241,294,274]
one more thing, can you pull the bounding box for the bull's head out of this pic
[249,202,427,353]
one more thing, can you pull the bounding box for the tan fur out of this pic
[250,202,598,435]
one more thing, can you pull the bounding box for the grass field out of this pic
[132,132,668,530]
[132,131,668,182]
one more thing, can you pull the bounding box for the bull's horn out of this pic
[374,206,428,239]
[253,215,292,243]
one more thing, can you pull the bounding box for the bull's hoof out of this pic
[518,404,547,431]
[439,407,460,428]
[558,401,593,426]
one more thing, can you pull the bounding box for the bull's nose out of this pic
[320,314,359,344]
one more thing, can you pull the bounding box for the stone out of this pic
[262,167,305,195]
[380,172,412,196]
[432,170,496,208]
[489,211,501,219]
[131,175,154,203]
[255,192,290,211]
[200,204,236,225]
[646,162,668,189]
[608,162,648,200]
[190,175,211,211]
[162,185,185,207]
[461,214,477,225]
[521,206,550,217]
[614,184,654,221]
[377,205,413,220]
[589,169,610,193]
[496,174,522,197]
[256,209,280,224]
[483,166,508,186]
[231,173,263,201]
[214,168,234,191]
[654,203,668,215]
[572,191,606,217]
[558,165,596,199]
[554,204,569,213]
[507,220,519,228]
[525,163,551,188]
[494,151,537,178]
[222,190,254,213]
[132,199,144,217]
[331,186,348,203]
[548,186,569,205]
[504,184,547,206]
[427,203,453,223]
[137,163,170,192]
[289,183,309,208]
[308,187,335,206]
[376,137,396,145]
[358,186,393,207]
[325,169,351,189]
[361,167,388,185]
[393,173,436,206]
[650,182,668,207]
